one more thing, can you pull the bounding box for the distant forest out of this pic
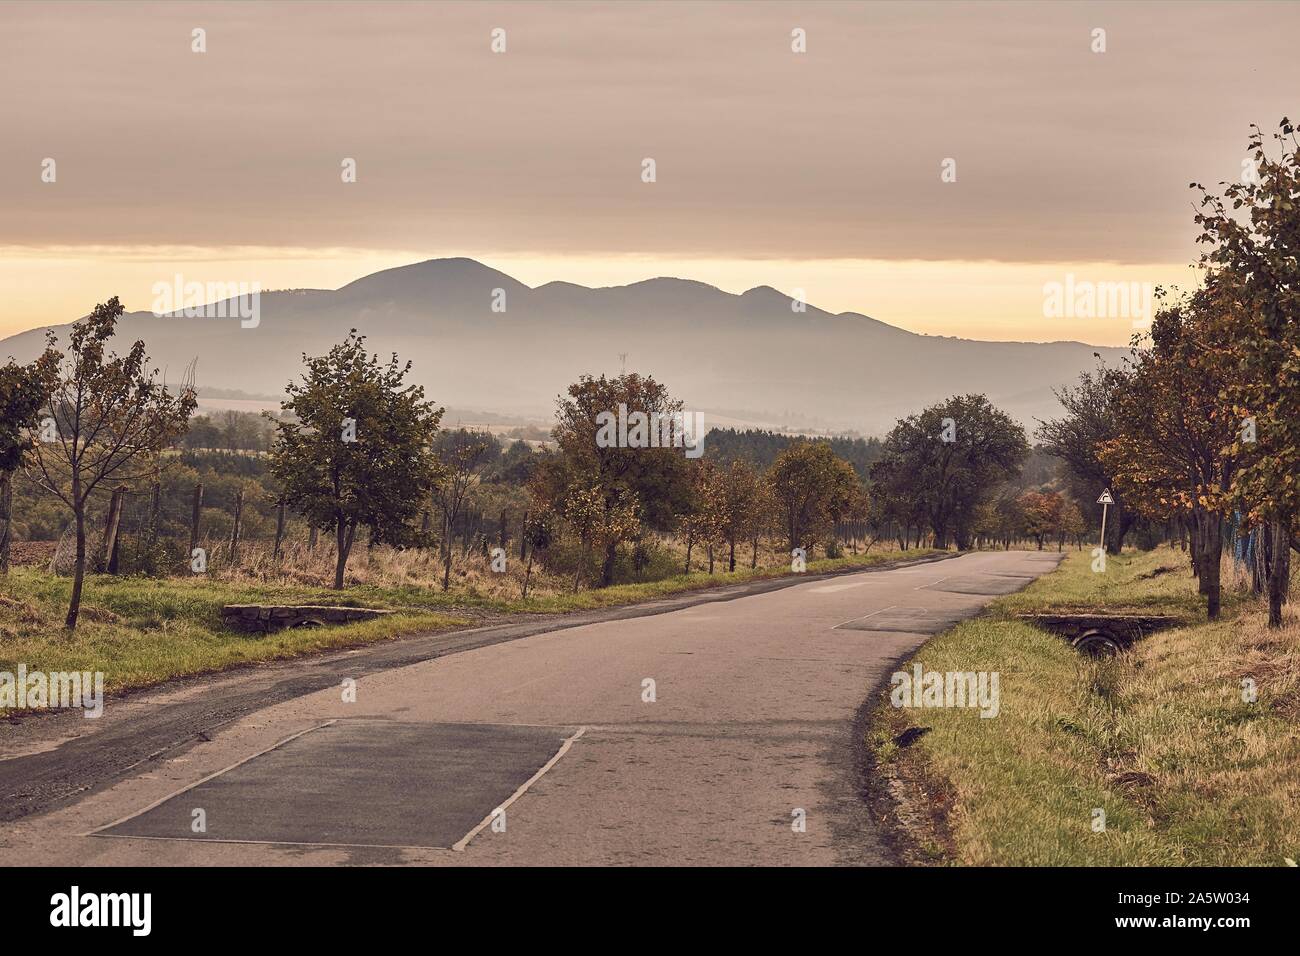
[704,428,883,480]
[704,427,1058,487]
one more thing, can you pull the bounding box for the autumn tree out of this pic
[1193,119,1300,626]
[679,459,723,574]
[1018,490,1063,551]
[432,428,496,590]
[24,298,195,628]
[1057,499,1087,550]
[0,356,55,573]
[1099,289,1242,619]
[1036,363,1134,554]
[519,508,555,600]
[768,440,858,554]
[558,479,640,592]
[546,373,693,587]
[270,331,443,589]
[694,458,763,573]
[871,395,1028,549]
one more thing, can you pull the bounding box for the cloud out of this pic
[2,0,1296,264]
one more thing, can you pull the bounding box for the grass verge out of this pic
[869,545,1300,866]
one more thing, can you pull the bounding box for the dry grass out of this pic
[871,546,1300,866]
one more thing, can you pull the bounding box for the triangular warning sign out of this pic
[1097,489,1114,505]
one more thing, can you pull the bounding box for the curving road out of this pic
[0,549,1062,866]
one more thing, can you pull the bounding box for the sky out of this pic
[1,0,1295,344]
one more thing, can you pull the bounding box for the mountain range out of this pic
[0,258,1125,436]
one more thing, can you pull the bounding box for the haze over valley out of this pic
[0,257,1125,435]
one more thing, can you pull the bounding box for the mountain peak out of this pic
[337,257,528,297]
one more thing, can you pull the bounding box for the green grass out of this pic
[0,546,943,707]
[871,546,1300,866]
[0,570,472,699]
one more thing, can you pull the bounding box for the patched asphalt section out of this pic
[98,721,572,849]
[929,574,1038,596]
[0,551,960,824]
[836,607,969,634]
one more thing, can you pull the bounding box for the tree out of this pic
[558,479,640,592]
[548,373,693,587]
[1036,364,1135,554]
[679,459,722,574]
[1098,289,1242,619]
[872,395,1028,549]
[1058,499,1087,550]
[519,508,555,600]
[24,298,195,628]
[1193,119,1300,626]
[270,330,442,589]
[768,440,858,554]
[432,428,497,590]
[0,356,55,573]
[1018,490,1063,551]
[716,459,764,572]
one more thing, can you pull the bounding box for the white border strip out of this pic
[83,720,336,836]
[452,724,588,852]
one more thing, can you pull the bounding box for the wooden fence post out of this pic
[0,474,11,575]
[229,488,244,567]
[273,497,286,560]
[100,485,126,574]
[189,483,203,559]
[148,481,161,548]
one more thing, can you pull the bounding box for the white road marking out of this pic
[88,832,454,851]
[452,724,588,852]
[914,576,950,590]
[831,605,897,630]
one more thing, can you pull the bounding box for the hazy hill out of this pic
[0,257,1124,435]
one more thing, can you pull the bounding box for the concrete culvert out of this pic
[1072,628,1122,657]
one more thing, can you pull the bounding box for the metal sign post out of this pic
[1097,489,1114,551]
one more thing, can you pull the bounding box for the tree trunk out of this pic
[1251,526,1266,595]
[573,543,586,593]
[148,481,161,552]
[1267,518,1291,628]
[521,552,535,600]
[600,540,617,587]
[750,535,759,569]
[519,510,529,561]
[707,543,715,574]
[684,536,694,574]
[1188,519,1202,580]
[229,488,244,568]
[308,525,318,552]
[334,519,352,589]
[1108,507,1135,556]
[0,473,11,575]
[189,482,203,560]
[728,533,736,573]
[441,521,453,591]
[66,506,86,630]
[1195,509,1223,620]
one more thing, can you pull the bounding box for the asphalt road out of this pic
[0,549,1062,866]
